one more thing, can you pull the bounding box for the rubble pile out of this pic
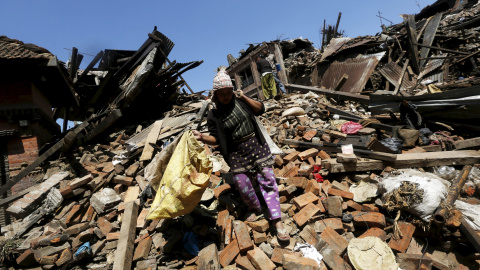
[2,88,480,270]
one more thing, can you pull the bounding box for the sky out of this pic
[2,0,435,95]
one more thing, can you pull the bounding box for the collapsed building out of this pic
[2,0,480,269]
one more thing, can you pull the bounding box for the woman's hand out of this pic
[192,130,203,141]
[235,90,245,101]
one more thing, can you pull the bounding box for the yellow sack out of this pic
[147,130,213,219]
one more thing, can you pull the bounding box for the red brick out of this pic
[274,155,284,167]
[361,204,379,212]
[298,148,319,160]
[346,200,362,211]
[224,218,232,245]
[315,218,343,233]
[283,151,300,163]
[235,255,256,270]
[65,205,82,226]
[82,205,95,222]
[271,247,296,265]
[303,130,318,141]
[293,192,318,209]
[327,188,354,200]
[133,236,153,261]
[320,245,352,270]
[97,217,113,236]
[286,177,309,189]
[232,221,253,253]
[16,249,36,267]
[113,175,134,186]
[305,179,320,195]
[217,210,229,249]
[107,231,120,241]
[283,253,320,269]
[388,221,415,253]
[72,228,94,248]
[252,230,267,244]
[397,253,433,270]
[55,248,72,267]
[246,246,276,270]
[359,227,387,241]
[245,219,269,232]
[219,239,240,267]
[318,150,331,160]
[352,211,386,228]
[300,225,320,246]
[136,208,150,230]
[294,203,320,227]
[214,184,232,198]
[320,227,348,255]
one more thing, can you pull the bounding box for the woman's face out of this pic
[215,87,234,105]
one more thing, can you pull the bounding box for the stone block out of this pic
[90,188,121,214]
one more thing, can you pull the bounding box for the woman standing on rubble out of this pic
[193,67,290,241]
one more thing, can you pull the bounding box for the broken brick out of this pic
[133,236,153,261]
[388,221,415,253]
[320,227,348,255]
[246,246,276,270]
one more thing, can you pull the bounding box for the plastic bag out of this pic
[433,166,456,181]
[378,169,449,221]
[379,137,403,153]
[341,121,363,134]
[144,134,182,191]
[147,131,213,220]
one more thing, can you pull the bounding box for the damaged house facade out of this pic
[0,36,79,225]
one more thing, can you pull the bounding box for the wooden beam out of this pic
[85,109,122,142]
[454,137,480,150]
[74,50,104,85]
[139,120,163,161]
[323,150,480,173]
[285,84,369,104]
[393,59,409,95]
[113,201,139,270]
[403,15,420,74]
[413,43,471,55]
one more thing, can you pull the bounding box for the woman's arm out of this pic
[192,130,217,145]
[236,90,264,114]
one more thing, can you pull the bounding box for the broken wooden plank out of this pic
[323,150,480,173]
[455,137,480,150]
[393,59,409,96]
[403,14,420,74]
[285,84,370,104]
[113,201,139,270]
[139,120,163,161]
[85,109,122,142]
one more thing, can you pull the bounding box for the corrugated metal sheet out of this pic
[418,58,445,79]
[379,62,417,91]
[126,113,195,145]
[423,69,444,84]
[358,51,386,61]
[320,54,380,93]
[320,37,351,62]
[344,38,376,50]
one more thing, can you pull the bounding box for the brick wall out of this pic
[7,136,39,169]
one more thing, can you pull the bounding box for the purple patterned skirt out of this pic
[228,135,274,174]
